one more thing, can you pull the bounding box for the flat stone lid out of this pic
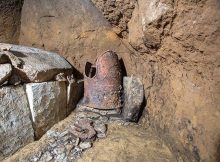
[0,43,73,82]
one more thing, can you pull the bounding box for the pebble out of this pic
[71,147,82,159]
[47,130,60,138]
[97,133,106,138]
[79,141,92,150]
[75,137,80,146]
[53,146,65,155]
[59,130,68,137]
[93,122,107,139]
[40,151,53,161]
[49,142,58,148]
[55,153,66,162]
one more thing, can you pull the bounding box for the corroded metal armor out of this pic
[81,50,122,110]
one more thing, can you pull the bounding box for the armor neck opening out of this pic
[85,62,96,78]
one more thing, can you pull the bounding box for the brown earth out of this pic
[0,0,23,43]
[91,0,136,38]
[19,0,135,78]
[0,0,220,161]
[127,0,220,161]
[77,124,177,162]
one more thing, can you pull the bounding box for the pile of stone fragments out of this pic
[0,43,144,161]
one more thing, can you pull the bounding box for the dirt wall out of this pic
[0,0,23,43]
[127,0,220,161]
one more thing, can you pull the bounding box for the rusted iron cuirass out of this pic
[81,50,122,110]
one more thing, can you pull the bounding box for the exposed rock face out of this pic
[0,86,34,160]
[19,0,135,76]
[128,0,174,53]
[128,0,220,161]
[122,77,144,122]
[25,81,67,139]
[92,0,136,38]
[0,64,12,85]
[0,0,23,43]
[0,43,73,83]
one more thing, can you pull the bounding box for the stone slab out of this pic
[25,81,67,139]
[122,76,144,122]
[0,86,34,160]
[0,43,73,82]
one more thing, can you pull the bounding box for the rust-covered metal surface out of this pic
[81,51,122,110]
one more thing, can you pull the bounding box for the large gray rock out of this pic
[0,86,34,160]
[122,77,144,122]
[0,43,73,82]
[25,81,67,139]
[0,64,12,85]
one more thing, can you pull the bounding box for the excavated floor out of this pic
[78,124,177,162]
[4,111,178,162]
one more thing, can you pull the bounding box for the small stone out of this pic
[61,134,73,143]
[97,133,106,138]
[55,153,66,162]
[53,146,65,155]
[29,156,39,162]
[40,151,53,162]
[47,130,56,137]
[49,142,58,148]
[71,147,82,159]
[94,123,107,134]
[122,77,144,122]
[79,141,92,150]
[59,130,69,137]
[0,63,12,86]
[75,138,80,146]
[98,115,109,123]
